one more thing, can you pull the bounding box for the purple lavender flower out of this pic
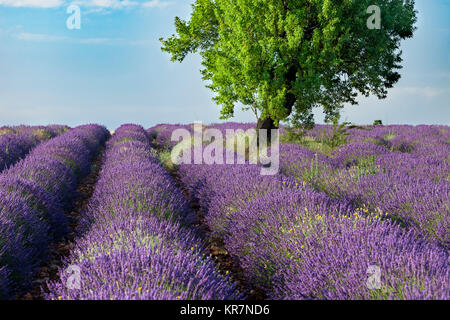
[0,125,68,172]
[45,124,241,300]
[0,124,109,298]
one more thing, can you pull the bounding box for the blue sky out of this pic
[0,0,449,130]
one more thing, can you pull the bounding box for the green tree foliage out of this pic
[161,0,417,128]
[373,119,383,126]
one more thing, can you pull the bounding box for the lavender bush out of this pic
[279,125,449,246]
[0,125,69,172]
[1,121,446,300]
[45,124,241,300]
[0,124,109,299]
[167,123,449,300]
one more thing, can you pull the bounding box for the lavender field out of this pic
[0,123,448,300]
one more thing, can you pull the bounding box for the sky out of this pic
[0,0,449,130]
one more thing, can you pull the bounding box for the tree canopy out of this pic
[161,0,417,128]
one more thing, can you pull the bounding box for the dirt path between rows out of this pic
[18,148,105,300]
[185,187,266,300]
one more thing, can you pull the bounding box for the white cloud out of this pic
[72,0,138,9]
[142,0,171,8]
[16,32,67,42]
[0,0,171,9]
[72,0,172,9]
[14,32,149,45]
[0,0,64,7]
[398,87,450,98]
[76,37,126,44]
[84,6,111,14]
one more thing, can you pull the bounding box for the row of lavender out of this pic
[0,125,109,299]
[0,125,69,172]
[46,124,241,300]
[176,154,448,299]
[309,124,449,159]
[279,125,449,246]
[151,123,448,299]
[153,122,449,246]
[148,123,194,149]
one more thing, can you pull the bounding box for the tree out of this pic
[161,0,417,132]
[373,120,383,126]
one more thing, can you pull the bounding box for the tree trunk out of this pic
[256,117,278,145]
[256,93,296,144]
